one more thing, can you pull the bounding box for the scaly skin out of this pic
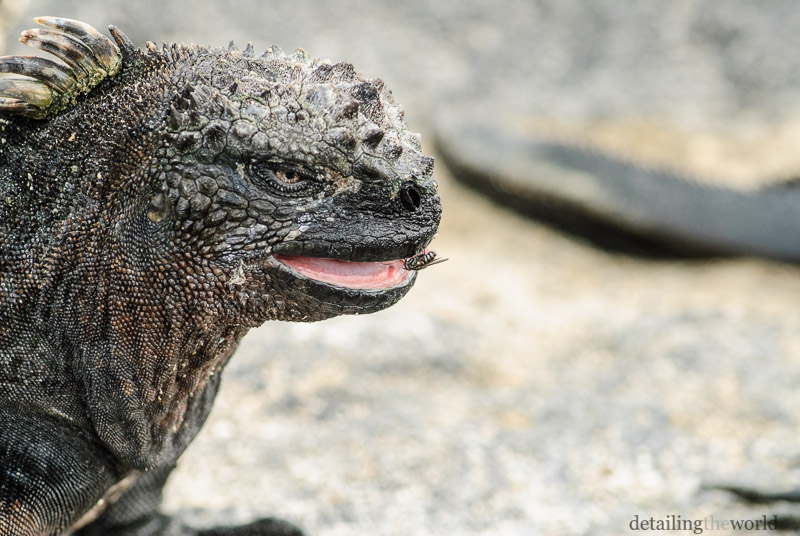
[0,18,441,536]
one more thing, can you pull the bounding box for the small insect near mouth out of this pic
[402,249,448,271]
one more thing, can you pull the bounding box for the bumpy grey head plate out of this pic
[0,17,123,119]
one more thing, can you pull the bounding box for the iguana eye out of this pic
[275,170,302,184]
[248,162,319,197]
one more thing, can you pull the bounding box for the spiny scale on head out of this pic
[0,17,436,194]
[172,39,426,184]
[0,18,389,130]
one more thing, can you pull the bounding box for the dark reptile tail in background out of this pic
[434,115,800,265]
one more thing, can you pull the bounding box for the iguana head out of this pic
[0,18,442,327]
[154,41,442,323]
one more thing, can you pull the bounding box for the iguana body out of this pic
[0,18,441,536]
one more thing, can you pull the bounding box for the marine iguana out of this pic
[0,17,441,536]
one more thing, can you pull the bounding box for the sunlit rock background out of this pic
[5,1,800,534]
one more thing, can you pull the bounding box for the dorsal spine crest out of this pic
[0,17,123,119]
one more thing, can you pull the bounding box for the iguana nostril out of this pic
[400,184,421,211]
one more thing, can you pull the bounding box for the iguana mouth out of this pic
[272,254,414,290]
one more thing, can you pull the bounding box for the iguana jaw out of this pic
[272,255,414,290]
[259,252,418,317]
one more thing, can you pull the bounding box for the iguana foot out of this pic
[76,514,304,536]
[718,484,800,504]
[717,485,800,532]
[197,518,304,536]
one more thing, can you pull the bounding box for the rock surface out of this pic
[5,1,800,535]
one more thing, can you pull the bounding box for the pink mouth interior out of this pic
[273,255,413,290]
